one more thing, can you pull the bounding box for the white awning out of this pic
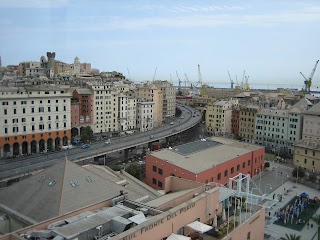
[167,233,191,240]
[187,221,213,233]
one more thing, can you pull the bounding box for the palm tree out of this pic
[279,233,301,240]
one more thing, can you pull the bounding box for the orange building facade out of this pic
[145,137,265,190]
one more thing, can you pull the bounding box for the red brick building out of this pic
[231,109,240,139]
[70,88,94,137]
[145,137,265,190]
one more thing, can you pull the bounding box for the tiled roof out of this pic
[0,159,148,222]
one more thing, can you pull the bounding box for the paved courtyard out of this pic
[253,162,320,239]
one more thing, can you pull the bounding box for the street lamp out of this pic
[255,168,262,191]
[281,171,290,185]
[264,184,272,195]
[250,187,260,217]
[296,164,304,185]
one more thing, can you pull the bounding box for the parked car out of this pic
[104,139,111,144]
[81,144,90,149]
[73,140,81,145]
[170,122,174,125]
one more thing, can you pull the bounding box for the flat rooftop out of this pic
[173,140,221,155]
[149,137,263,174]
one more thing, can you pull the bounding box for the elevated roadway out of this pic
[0,104,202,182]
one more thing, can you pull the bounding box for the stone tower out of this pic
[46,52,55,78]
[73,56,80,75]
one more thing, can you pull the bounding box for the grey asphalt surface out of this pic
[0,104,202,181]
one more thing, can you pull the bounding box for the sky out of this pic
[1,0,320,87]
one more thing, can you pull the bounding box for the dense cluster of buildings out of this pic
[0,53,176,158]
[0,159,266,240]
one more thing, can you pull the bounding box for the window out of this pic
[248,160,251,166]
[152,178,157,185]
[14,109,17,114]
[23,108,26,114]
[224,170,228,177]
[22,118,26,122]
[242,162,246,168]
[231,167,234,174]
[23,126,26,131]
[158,168,163,175]
[31,107,34,113]
[237,165,240,171]
[64,106,66,111]
[64,122,66,128]
[313,151,315,156]
[56,106,59,111]
[39,107,44,112]
[153,166,157,172]
[32,125,35,131]
[217,173,221,180]
[304,159,307,164]
[48,107,51,112]
[32,117,35,121]
[4,119,7,124]
[247,232,251,240]
[158,181,163,188]
[4,109,7,115]
[305,149,308,154]
[313,160,315,166]
[5,128,7,134]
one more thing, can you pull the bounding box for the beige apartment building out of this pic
[154,80,176,120]
[239,105,260,143]
[302,102,320,140]
[0,85,72,157]
[206,100,234,136]
[88,82,119,133]
[136,82,163,127]
[294,139,320,173]
[136,101,154,132]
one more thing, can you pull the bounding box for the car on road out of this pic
[104,139,111,144]
[170,122,174,125]
[81,144,90,149]
[180,116,184,119]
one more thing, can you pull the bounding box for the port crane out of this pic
[198,64,207,97]
[152,67,157,82]
[228,71,234,89]
[176,71,182,95]
[300,60,319,94]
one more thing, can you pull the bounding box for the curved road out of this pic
[0,104,202,181]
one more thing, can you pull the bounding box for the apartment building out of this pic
[118,92,136,131]
[70,88,94,136]
[239,105,259,143]
[255,109,290,154]
[0,86,72,158]
[302,102,320,140]
[206,99,238,136]
[231,108,240,139]
[88,82,119,134]
[136,101,154,132]
[294,139,320,173]
[153,80,176,120]
[136,82,163,127]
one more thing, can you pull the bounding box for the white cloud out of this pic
[61,5,320,32]
[0,0,75,8]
